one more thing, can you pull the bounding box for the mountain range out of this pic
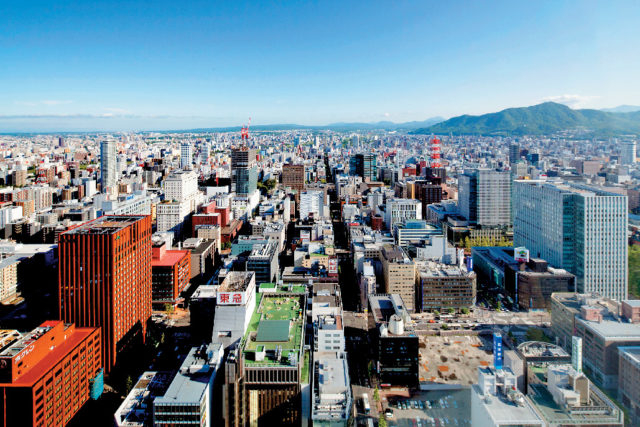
[411,102,640,136]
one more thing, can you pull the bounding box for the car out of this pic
[385,408,394,419]
[419,400,424,409]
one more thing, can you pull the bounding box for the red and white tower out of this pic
[430,136,442,168]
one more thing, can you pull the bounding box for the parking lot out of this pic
[385,389,471,427]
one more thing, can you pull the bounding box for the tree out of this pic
[164,303,174,314]
[447,307,455,315]
[433,310,440,317]
[373,387,380,403]
[461,307,470,315]
[378,414,387,427]
[496,300,502,312]
[124,375,134,394]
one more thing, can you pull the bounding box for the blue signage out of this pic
[493,333,503,370]
[466,256,473,271]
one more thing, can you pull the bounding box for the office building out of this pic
[211,272,256,350]
[0,257,19,304]
[620,140,637,165]
[281,164,305,193]
[231,147,258,196]
[380,245,416,312]
[349,153,377,182]
[418,263,476,312]
[618,346,640,426]
[190,285,217,342]
[100,140,117,191]
[509,142,520,164]
[58,215,152,372]
[311,355,351,426]
[247,240,279,285]
[471,367,542,427]
[180,142,193,169]
[151,242,191,308]
[154,343,224,427]
[369,294,419,386]
[393,219,440,247]
[458,169,512,227]
[0,321,102,427]
[384,198,422,230]
[300,190,324,220]
[514,181,628,301]
[223,290,306,426]
[114,371,173,427]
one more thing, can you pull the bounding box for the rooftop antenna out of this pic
[240,117,251,146]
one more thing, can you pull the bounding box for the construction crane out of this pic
[240,117,251,142]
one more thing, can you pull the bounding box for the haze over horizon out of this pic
[1,0,640,132]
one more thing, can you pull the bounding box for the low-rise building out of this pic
[151,242,191,308]
[417,262,476,312]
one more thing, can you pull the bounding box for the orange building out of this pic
[151,242,191,308]
[58,215,152,372]
[0,321,102,427]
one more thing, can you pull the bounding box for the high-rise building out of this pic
[100,140,117,191]
[380,245,416,312]
[180,142,193,169]
[231,147,257,196]
[508,142,520,164]
[458,169,512,227]
[299,190,324,220]
[620,140,637,165]
[0,321,102,427]
[281,164,305,193]
[514,181,628,301]
[349,153,377,182]
[58,215,152,372]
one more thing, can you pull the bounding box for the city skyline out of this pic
[1,0,640,131]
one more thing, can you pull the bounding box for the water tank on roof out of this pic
[389,314,404,335]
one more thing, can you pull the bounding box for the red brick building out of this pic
[58,215,152,372]
[151,242,191,308]
[0,321,102,427]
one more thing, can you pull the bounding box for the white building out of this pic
[100,140,117,191]
[384,198,421,230]
[300,190,324,220]
[180,142,193,169]
[514,180,628,301]
[620,140,637,165]
[471,367,543,427]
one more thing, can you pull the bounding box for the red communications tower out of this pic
[430,136,442,168]
[240,117,251,142]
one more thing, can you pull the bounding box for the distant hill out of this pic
[601,105,640,113]
[411,102,640,136]
[167,117,445,134]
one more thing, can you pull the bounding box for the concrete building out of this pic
[380,245,416,312]
[231,147,258,196]
[0,321,102,427]
[471,367,543,427]
[247,239,279,285]
[114,371,173,427]
[617,346,640,425]
[458,169,512,227]
[151,242,191,308]
[212,271,256,350]
[180,142,193,169]
[418,263,476,312]
[349,153,377,182]
[300,190,324,220]
[393,219,440,247]
[190,285,217,342]
[514,181,628,301]
[154,343,224,427]
[369,294,419,387]
[100,140,117,191]
[620,140,637,165]
[311,355,351,426]
[384,198,421,230]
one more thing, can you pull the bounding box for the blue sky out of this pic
[1,0,639,131]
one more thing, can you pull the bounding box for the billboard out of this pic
[572,336,583,372]
[514,247,530,263]
[493,333,503,370]
[328,257,338,275]
[217,292,245,305]
[300,230,310,245]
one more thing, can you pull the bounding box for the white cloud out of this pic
[541,94,600,109]
[384,112,390,117]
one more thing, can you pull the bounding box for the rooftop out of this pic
[242,292,306,367]
[114,371,173,427]
[576,315,640,340]
[151,249,189,267]
[219,271,255,292]
[65,215,146,234]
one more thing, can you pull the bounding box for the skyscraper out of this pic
[459,169,512,227]
[231,147,257,196]
[513,181,628,300]
[100,140,117,191]
[508,142,520,164]
[180,142,193,169]
[58,215,152,371]
[621,140,637,165]
[349,153,377,182]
